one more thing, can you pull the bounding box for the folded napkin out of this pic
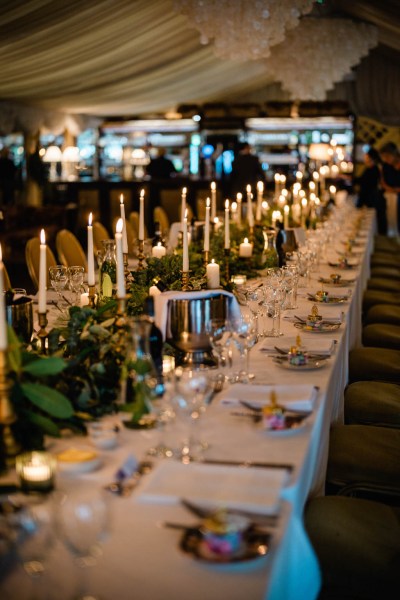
[260,336,335,356]
[219,383,318,412]
[284,307,343,323]
[154,289,242,340]
[309,287,351,299]
[136,460,288,515]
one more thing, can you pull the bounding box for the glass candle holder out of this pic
[16,451,56,494]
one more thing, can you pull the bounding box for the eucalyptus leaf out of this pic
[20,383,74,418]
[89,324,111,338]
[22,356,66,376]
[101,317,116,328]
[23,409,61,437]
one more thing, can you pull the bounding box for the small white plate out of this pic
[273,358,327,371]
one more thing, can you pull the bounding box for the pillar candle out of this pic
[0,244,7,350]
[246,185,254,228]
[87,213,95,286]
[119,194,129,254]
[182,209,189,272]
[180,187,187,229]
[206,259,220,289]
[239,238,252,257]
[274,173,280,197]
[256,181,263,221]
[284,205,290,229]
[236,193,242,227]
[301,198,308,228]
[152,242,166,258]
[139,189,145,241]
[38,229,47,313]
[115,218,125,298]
[224,199,230,249]
[210,181,217,221]
[149,285,162,297]
[204,197,210,252]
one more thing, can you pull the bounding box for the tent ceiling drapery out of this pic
[0,0,399,129]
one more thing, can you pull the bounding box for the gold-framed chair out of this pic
[129,211,148,239]
[56,229,87,270]
[153,206,170,235]
[93,222,110,254]
[3,262,12,291]
[25,237,57,290]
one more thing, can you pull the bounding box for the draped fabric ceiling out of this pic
[0,0,399,132]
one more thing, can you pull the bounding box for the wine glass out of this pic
[231,314,257,383]
[262,285,285,338]
[205,318,232,379]
[68,266,85,305]
[49,265,69,306]
[55,487,110,600]
[147,356,176,459]
[173,368,212,463]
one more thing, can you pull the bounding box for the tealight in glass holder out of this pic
[16,451,56,494]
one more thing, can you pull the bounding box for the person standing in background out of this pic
[355,147,381,209]
[0,147,17,205]
[379,142,400,238]
[230,142,264,197]
[147,147,177,179]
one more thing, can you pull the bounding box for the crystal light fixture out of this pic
[265,17,378,100]
[174,0,315,61]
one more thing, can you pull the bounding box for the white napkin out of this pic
[309,287,351,299]
[154,289,242,340]
[218,383,318,412]
[136,460,288,515]
[260,336,335,356]
[284,307,343,323]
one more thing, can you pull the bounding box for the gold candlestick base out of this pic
[181,270,190,291]
[38,311,48,354]
[88,284,96,309]
[203,250,209,269]
[224,248,230,281]
[115,295,130,329]
[0,350,21,466]
[137,240,145,271]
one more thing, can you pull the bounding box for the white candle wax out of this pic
[204,198,210,252]
[206,259,220,289]
[38,229,47,313]
[210,181,217,221]
[23,463,51,482]
[120,195,129,254]
[182,211,189,272]
[152,242,166,258]
[181,187,187,229]
[139,189,145,241]
[87,213,95,286]
[256,181,263,221]
[80,292,90,306]
[224,199,230,249]
[149,285,162,297]
[239,238,252,258]
[236,193,242,226]
[284,205,290,229]
[246,185,254,228]
[0,245,7,350]
[115,218,125,298]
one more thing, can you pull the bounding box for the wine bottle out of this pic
[143,295,164,395]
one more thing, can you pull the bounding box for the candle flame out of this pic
[225,199,229,209]
[284,205,290,213]
[301,198,308,207]
[211,259,215,264]
[211,181,216,191]
[40,229,46,245]
[157,242,162,247]
[116,218,123,234]
[206,197,210,207]
[182,187,187,195]
[244,237,248,243]
[140,189,145,199]
[231,201,237,211]
[257,181,264,191]
[120,194,124,204]
[88,212,93,226]
[274,173,280,181]
[236,193,242,201]
[246,184,251,193]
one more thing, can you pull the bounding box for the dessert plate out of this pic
[294,322,341,333]
[273,357,327,370]
[57,447,102,474]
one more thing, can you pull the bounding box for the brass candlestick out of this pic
[88,284,96,308]
[249,226,254,243]
[224,248,230,281]
[137,240,145,271]
[115,295,130,330]
[0,350,21,466]
[203,250,209,269]
[38,311,48,354]
[181,270,190,291]
[123,252,129,278]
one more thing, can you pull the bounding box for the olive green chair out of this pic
[344,381,400,428]
[362,324,400,350]
[374,235,400,253]
[370,267,400,281]
[349,347,400,383]
[370,253,400,268]
[367,278,400,293]
[365,304,400,326]
[304,496,400,600]
[327,424,400,500]
[362,289,400,312]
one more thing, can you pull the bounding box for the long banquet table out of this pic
[0,206,375,600]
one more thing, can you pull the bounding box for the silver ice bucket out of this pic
[166,294,227,367]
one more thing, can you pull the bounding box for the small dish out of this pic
[318,277,355,286]
[328,261,358,270]
[308,294,348,305]
[273,357,327,370]
[56,447,102,474]
[294,322,341,333]
[180,525,270,564]
[264,415,310,436]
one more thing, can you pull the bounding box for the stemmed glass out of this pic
[173,368,212,463]
[68,266,85,305]
[49,265,69,307]
[231,314,257,383]
[55,487,110,600]
[206,318,232,379]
